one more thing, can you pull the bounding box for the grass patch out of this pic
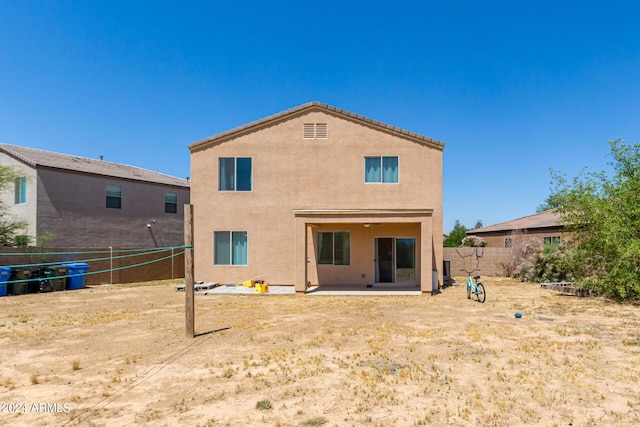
[81,309,132,325]
[114,279,182,289]
[256,399,272,410]
[623,337,640,346]
[303,416,328,426]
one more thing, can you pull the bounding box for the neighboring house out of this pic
[0,144,190,248]
[466,209,564,248]
[188,101,445,293]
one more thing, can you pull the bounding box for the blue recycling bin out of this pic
[0,267,11,296]
[63,263,90,290]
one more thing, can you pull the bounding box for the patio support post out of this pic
[294,217,307,293]
[420,217,433,294]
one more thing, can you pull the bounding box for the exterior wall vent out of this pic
[303,123,327,139]
[303,123,315,139]
[316,123,327,139]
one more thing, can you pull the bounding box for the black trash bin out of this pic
[8,268,32,295]
[45,265,69,292]
[443,260,451,287]
[28,268,48,293]
[49,265,69,291]
[30,265,69,292]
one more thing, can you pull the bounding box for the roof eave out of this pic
[36,164,190,188]
[188,101,446,152]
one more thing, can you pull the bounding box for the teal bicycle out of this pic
[461,269,486,303]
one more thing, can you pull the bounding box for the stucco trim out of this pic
[293,208,434,217]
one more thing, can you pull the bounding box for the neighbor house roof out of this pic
[0,144,189,187]
[467,209,563,234]
[188,101,445,151]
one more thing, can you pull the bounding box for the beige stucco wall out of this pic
[190,108,443,291]
[0,153,38,240]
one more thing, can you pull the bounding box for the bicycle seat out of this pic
[473,275,481,280]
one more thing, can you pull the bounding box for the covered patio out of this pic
[294,209,439,294]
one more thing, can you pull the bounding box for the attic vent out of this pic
[303,123,327,139]
[303,123,315,139]
[316,123,327,139]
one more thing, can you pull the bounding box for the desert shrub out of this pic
[548,139,640,300]
[513,242,575,283]
[256,399,271,410]
[499,261,515,277]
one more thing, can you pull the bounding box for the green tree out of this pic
[444,220,467,247]
[536,192,562,212]
[0,165,30,246]
[551,138,640,300]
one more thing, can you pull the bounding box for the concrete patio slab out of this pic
[191,282,424,296]
[306,284,422,296]
[198,284,295,296]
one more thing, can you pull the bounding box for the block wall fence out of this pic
[443,247,515,279]
[0,247,186,285]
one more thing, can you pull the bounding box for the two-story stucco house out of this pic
[188,102,444,293]
[0,144,190,248]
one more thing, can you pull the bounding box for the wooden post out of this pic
[184,204,195,338]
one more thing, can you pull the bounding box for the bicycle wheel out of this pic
[467,283,471,299]
[476,283,486,303]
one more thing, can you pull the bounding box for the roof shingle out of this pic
[0,144,189,187]
[468,209,563,234]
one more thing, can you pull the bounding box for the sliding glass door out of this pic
[375,238,416,284]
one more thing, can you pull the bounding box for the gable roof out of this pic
[0,144,189,188]
[188,101,445,152]
[468,209,563,234]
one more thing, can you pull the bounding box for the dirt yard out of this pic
[1,278,639,426]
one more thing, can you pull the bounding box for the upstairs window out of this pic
[14,176,26,204]
[317,231,350,265]
[365,156,399,183]
[106,184,122,209]
[303,123,327,139]
[165,192,177,213]
[219,157,252,191]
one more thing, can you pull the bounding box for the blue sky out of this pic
[2,1,639,231]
